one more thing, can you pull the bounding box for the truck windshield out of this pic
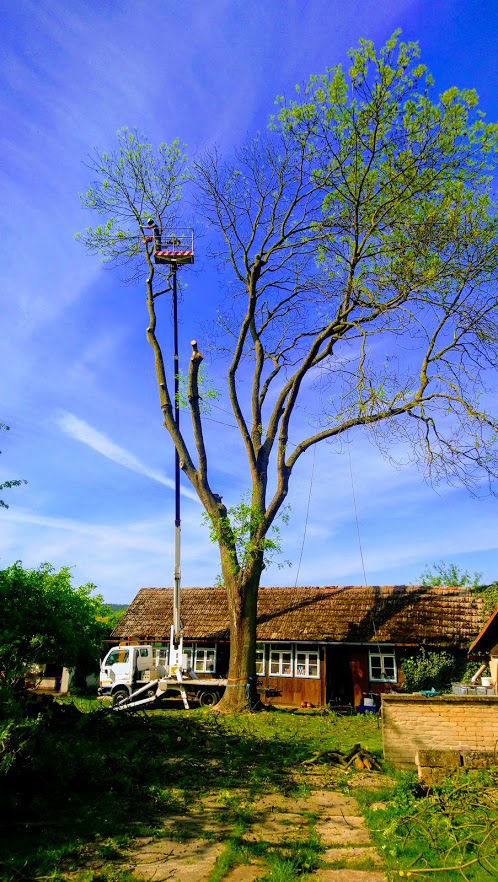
[105,649,129,666]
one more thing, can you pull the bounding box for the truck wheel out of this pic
[112,687,129,707]
[198,689,219,707]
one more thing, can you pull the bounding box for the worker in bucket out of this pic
[144,217,161,251]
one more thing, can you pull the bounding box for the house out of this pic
[468,605,498,693]
[26,663,72,693]
[111,585,488,708]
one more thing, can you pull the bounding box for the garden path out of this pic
[121,768,387,881]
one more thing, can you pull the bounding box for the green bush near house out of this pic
[401,647,478,693]
[0,561,113,713]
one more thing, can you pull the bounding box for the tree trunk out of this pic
[216,566,261,712]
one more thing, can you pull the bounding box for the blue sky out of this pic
[1,0,497,602]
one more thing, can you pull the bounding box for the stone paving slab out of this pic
[251,790,360,815]
[130,839,224,881]
[322,845,382,866]
[243,812,311,844]
[295,791,361,813]
[223,863,267,881]
[100,758,387,882]
[311,869,387,881]
[316,815,372,846]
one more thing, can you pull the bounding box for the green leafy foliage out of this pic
[362,769,498,880]
[175,364,220,413]
[273,32,498,489]
[471,581,498,616]
[401,647,476,693]
[419,561,482,588]
[103,605,128,633]
[77,128,189,268]
[0,562,109,709]
[202,496,290,576]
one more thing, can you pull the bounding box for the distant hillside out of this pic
[103,604,128,631]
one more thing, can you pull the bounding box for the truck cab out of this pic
[99,645,158,704]
[99,644,226,708]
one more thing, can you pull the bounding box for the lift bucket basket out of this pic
[148,229,194,265]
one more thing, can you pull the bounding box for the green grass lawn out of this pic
[0,703,381,881]
[1,702,496,881]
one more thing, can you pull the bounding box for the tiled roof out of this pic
[112,585,487,649]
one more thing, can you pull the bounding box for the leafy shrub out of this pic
[401,647,475,692]
[472,581,498,615]
[365,768,498,879]
[0,561,110,709]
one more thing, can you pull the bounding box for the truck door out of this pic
[135,647,151,673]
[102,648,131,686]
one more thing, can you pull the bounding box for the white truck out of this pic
[98,644,227,710]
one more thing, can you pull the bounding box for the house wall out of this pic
[33,664,72,694]
[382,694,498,768]
[256,644,326,707]
[489,643,498,692]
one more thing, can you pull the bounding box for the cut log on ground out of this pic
[302,743,382,770]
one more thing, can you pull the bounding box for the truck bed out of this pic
[152,676,226,687]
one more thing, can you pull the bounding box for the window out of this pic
[269,644,293,677]
[153,645,169,666]
[369,650,397,682]
[106,649,129,666]
[256,642,265,676]
[295,645,320,679]
[182,645,193,670]
[139,648,149,657]
[194,646,216,673]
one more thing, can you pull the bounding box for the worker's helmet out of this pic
[146,217,154,226]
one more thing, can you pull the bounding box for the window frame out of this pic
[256,642,266,676]
[194,645,217,674]
[153,645,169,666]
[269,643,294,677]
[368,649,397,683]
[294,644,320,679]
[182,644,194,670]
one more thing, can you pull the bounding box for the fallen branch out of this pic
[302,743,381,770]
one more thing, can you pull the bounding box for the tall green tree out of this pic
[419,561,482,588]
[80,35,497,710]
[0,562,109,707]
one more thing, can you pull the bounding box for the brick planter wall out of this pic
[382,694,498,769]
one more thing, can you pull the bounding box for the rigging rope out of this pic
[347,441,383,658]
[294,442,316,587]
[347,441,368,589]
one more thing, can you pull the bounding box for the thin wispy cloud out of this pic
[56,411,199,502]
[1,507,217,599]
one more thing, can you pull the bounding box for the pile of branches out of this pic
[303,742,381,771]
[385,772,498,879]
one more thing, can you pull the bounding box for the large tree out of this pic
[79,35,497,710]
[0,562,109,708]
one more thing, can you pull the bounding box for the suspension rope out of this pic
[294,442,317,587]
[347,442,368,589]
[347,441,382,658]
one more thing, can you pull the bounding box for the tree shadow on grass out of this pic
[0,704,315,880]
